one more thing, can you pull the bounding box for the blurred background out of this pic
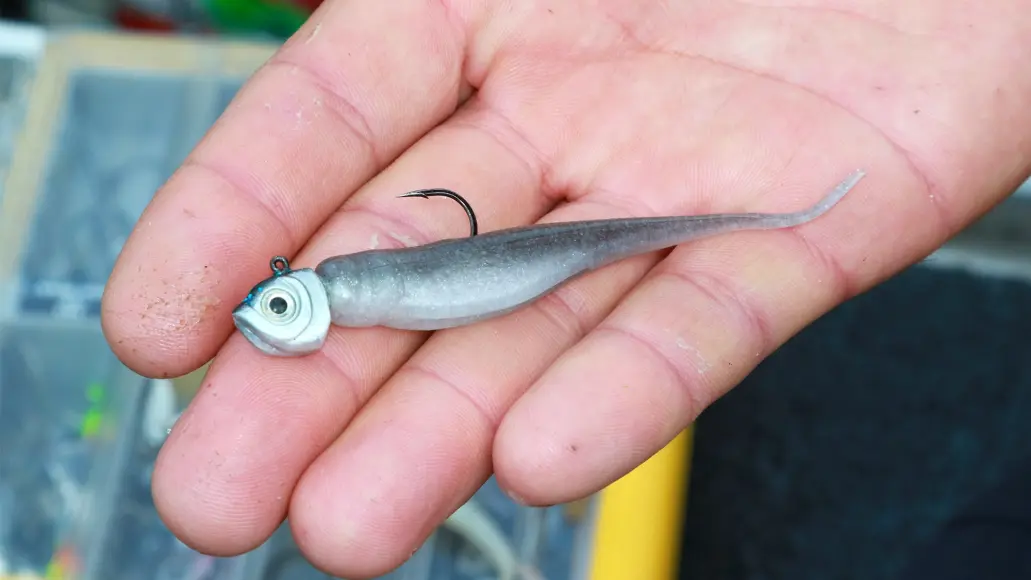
[1,4,1031,580]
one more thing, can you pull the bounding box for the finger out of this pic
[151,99,554,557]
[492,160,949,505]
[101,0,470,379]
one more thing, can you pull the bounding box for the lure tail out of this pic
[779,168,866,226]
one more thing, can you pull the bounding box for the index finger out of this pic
[101,0,469,378]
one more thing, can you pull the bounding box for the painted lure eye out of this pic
[268,296,288,314]
[261,289,296,322]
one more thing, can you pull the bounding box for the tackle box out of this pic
[0,24,693,580]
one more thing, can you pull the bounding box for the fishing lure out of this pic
[232,171,866,356]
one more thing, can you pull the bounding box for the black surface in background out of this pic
[678,264,1031,580]
[899,453,1031,580]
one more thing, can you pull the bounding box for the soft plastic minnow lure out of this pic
[232,170,866,356]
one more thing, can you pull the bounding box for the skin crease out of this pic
[98,0,1031,577]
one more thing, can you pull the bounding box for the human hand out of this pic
[100,1,1031,577]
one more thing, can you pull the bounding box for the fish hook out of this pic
[397,188,479,237]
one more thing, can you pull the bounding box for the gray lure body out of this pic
[316,170,865,330]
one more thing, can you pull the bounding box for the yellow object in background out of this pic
[589,428,693,580]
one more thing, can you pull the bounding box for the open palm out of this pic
[101,1,1031,577]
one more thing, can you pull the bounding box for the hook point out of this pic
[397,188,479,237]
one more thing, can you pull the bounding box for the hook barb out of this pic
[398,188,478,237]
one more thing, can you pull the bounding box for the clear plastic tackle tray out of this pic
[0,21,45,206]
[0,316,148,578]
